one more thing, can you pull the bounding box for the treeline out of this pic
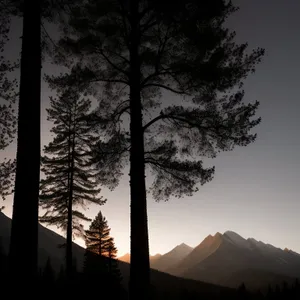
[0,211,126,297]
[0,0,265,299]
[235,281,300,300]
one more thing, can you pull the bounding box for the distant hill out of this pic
[1,211,298,292]
[0,212,236,298]
[119,230,300,291]
[118,252,162,264]
[119,243,193,273]
[0,211,85,272]
[150,243,194,272]
[166,231,300,290]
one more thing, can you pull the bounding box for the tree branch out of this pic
[96,47,129,77]
[143,113,168,132]
[142,83,187,94]
[145,158,191,184]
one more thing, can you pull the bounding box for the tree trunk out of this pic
[9,0,41,290]
[98,233,102,255]
[128,1,150,299]
[108,250,112,274]
[66,118,76,280]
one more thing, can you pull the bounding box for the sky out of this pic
[1,0,300,257]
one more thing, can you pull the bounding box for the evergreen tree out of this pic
[42,257,55,284]
[57,264,66,283]
[39,88,106,279]
[107,237,122,283]
[237,282,251,300]
[8,0,41,289]
[47,1,265,298]
[85,211,111,256]
[1,0,87,292]
[0,237,7,284]
[84,212,123,296]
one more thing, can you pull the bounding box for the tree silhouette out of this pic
[84,212,123,295]
[46,1,264,298]
[8,0,41,289]
[85,211,111,256]
[0,8,17,149]
[2,0,89,291]
[39,88,106,279]
[42,257,55,285]
[107,237,122,283]
[0,237,7,284]
[0,7,18,203]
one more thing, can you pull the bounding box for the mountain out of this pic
[118,252,162,264]
[167,231,300,290]
[118,253,131,263]
[0,211,86,272]
[0,212,236,299]
[167,232,222,276]
[150,243,194,272]
[2,210,298,292]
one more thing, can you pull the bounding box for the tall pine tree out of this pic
[47,1,265,298]
[8,0,41,289]
[39,88,106,279]
[2,0,88,290]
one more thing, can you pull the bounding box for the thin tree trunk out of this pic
[9,0,41,290]
[98,233,102,255]
[128,1,150,299]
[66,114,76,280]
[108,251,112,274]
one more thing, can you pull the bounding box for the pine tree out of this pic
[237,282,249,300]
[85,211,111,256]
[2,0,85,291]
[39,88,106,279]
[42,257,55,284]
[84,212,123,296]
[0,237,7,283]
[47,1,265,298]
[8,1,41,290]
[107,237,122,284]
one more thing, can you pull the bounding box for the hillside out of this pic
[150,243,193,272]
[2,211,297,292]
[118,252,162,264]
[167,231,300,290]
[0,212,236,298]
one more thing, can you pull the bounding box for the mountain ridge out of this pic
[167,231,300,290]
[0,212,239,297]
[1,211,298,291]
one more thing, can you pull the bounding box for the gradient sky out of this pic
[2,0,300,257]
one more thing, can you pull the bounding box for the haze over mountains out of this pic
[119,231,300,290]
[0,212,235,298]
[119,243,193,271]
[1,211,299,291]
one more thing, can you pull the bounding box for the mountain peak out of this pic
[224,231,251,249]
[171,243,193,253]
[118,253,131,263]
[178,243,190,248]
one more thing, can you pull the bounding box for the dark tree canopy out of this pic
[45,0,264,299]
[0,12,18,201]
[48,0,264,202]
